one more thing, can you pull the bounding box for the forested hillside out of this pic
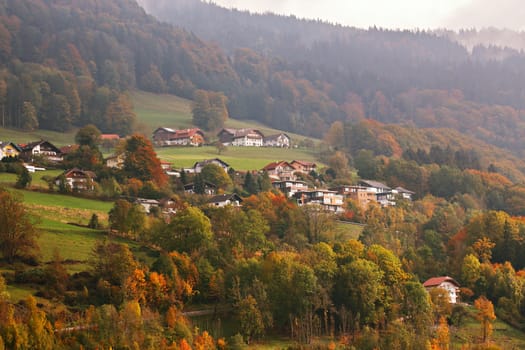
[0,0,237,135]
[139,0,525,158]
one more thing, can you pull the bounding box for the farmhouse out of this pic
[264,133,291,148]
[55,168,97,192]
[393,187,415,201]
[423,276,461,304]
[153,127,205,146]
[208,193,243,207]
[105,153,125,169]
[0,141,22,160]
[218,128,264,147]
[20,140,62,163]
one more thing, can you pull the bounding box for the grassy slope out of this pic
[131,90,323,170]
[0,128,76,146]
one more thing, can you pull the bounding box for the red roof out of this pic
[423,276,460,288]
[172,128,203,139]
[263,161,293,171]
[101,134,120,140]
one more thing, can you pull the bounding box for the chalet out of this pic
[208,193,243,207]
[330,185,377,209]
[218,128,264,147]
[153,127,205,147]
[272,180,308,197]
[262,161,296,181]
[20,140,62,163]
[55,168,97,192]
[192,158,230,174]
[294,190,345,213]
[423,276,461,304]
[264,133,291,148]
[105,153,125,169]
[59,144,78,157]
[0,141,22,160]
[184,182,217,195]
[291,160,317,174]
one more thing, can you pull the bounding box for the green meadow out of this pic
[0,127,76,146]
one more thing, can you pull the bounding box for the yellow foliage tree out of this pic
[474,296,496,344]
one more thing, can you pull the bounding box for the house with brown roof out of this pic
[423,276,460,304]
[218,128,264,147]
[264,133,291,148]
[291,160,317,174]
[55,168,97,192]
[330,185,377,209]
[20,140,63,163]
[262,161,296,181]
[153,127,205,147]
[192,158,230,174]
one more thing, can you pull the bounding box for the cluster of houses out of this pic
[153,127,291,148]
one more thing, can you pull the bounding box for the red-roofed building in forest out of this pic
[423,276,460,304]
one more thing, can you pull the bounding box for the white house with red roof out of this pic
[423,276,460,304]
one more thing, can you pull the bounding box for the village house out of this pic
[153,127,205,147]
[105,153,125,169]
[184,182,217,195]
[264,133,291,148]
[19,140,63,163]
[294,190,345,213]
[262,161,297,181]
[423,276,461,304]
[100,134,120,151]
[55,168,97,192]
[135,198,160,214]
[358,180,396,207]
[190,158,230,174]
[272,180,309,197]
[330,185,377,209]
[0,141,22,160]
[207,193,243,207]
[291,160,317,174]
[393,187,415,201]
[217,128,264,147]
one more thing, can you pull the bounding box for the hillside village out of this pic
[0,127,414,217]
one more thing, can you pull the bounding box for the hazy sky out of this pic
[210,0,525,30]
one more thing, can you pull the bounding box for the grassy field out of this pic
[155,145,322,170]
[0,127,76,146]
[131,90,319,144]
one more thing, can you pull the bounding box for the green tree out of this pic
[156,206,213,253]
[15,167,31,189]
[192,90,229,131]
[0,190,40,263]
[75,124,101,148]
[237,295,265,344]
[200,163,232,190]
[91,241,138,286]
[108,200,146,238]
[21,101,38,131]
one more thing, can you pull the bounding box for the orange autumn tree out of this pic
[474,296,496,344]
[123,134,168,187]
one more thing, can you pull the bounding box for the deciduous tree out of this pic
[0,190,40,263]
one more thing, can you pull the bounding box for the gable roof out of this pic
[100,134,120,140]
[153,127,176,134]
[394,186,415,194]
[20,140,61,153]
[291,160,317,169]
[264,133,290,142]
[208,193,243,204]
[219,128,263,139]
[359,180,391,190]
[184,181,217,190]
[171,128,204,139]
[263,160,294,171]
[0,141,22,152]
[423,276,460,288]
[61,168,97,179]
[194,158,230,169]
